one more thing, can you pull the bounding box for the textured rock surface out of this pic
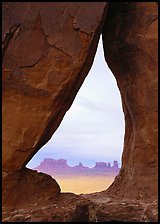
[2,2,107,208]
[2,193,88,222]
[84,193,158,222]
[102,2,158,200]
[2,168,60,208]
[2,2,108,172]
[2,193,158,222]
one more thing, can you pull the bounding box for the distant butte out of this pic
[34,158,120,176]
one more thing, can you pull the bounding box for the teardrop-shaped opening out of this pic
[26,35,125,194]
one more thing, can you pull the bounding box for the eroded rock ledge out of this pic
[2,168,60,208]
[2,192,158,222]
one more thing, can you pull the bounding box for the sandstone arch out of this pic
[2,2,158,222]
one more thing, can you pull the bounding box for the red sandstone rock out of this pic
[2,194,158,222]
[2,2,158,222]
[2,2,108,207]
[102,2,158,201]
[2,167,60,208]
[2,2,107,172]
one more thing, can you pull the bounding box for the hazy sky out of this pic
[27,35,125,169]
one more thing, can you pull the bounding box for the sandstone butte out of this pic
[2,2,158,222]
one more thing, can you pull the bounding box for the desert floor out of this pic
[53,174,116,194]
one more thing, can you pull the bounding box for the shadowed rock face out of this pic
[2,2,107,173]
[2,2,158,222]
[2,2,108,207]
[2,168,60,208]
[102,2,158,200]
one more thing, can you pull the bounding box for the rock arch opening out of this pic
[26,35,125,194]
[2,2,158,221]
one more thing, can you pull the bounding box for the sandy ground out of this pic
[53,174,116,194]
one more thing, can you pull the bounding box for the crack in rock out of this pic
[2,24,21,59]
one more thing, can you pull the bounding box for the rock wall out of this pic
[102,2,158,200]
[2,2,108,207]
[2,2,108,172]
[2,168,60,207]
